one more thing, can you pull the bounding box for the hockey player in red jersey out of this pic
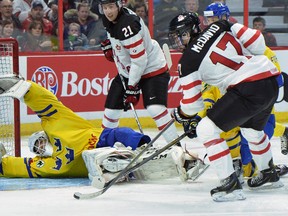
[98,0,179,145]
[168,12,283,201]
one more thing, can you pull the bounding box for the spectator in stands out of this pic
[64,3,99,48]
[0,0,22,37]
[64,22,89,51]
[47,0,75,14]
[1,19,14,38]
[18,21,52,52]
[134,2,148,26]
[22,1,53,36]
[13,0,57,23]
[253,16,277,47]
[79,0,102,17]
[154,0,181,46]
[126,0,146,11]
[182,0,206,30]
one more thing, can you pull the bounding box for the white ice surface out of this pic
[1,129,288,216]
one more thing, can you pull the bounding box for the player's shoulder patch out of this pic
[36,160,45,168]
[117,11,141,40]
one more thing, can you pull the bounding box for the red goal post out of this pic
[0,38,21,156]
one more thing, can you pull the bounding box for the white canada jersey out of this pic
[102,8,168,86]
[178,20,280,115]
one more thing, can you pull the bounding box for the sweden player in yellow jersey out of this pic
[0,79,151,178]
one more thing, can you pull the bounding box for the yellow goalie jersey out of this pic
[0,81,103,178]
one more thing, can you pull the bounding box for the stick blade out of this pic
[73,189,104,200]
[162,43,172,69]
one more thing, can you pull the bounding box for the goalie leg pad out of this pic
[134,146,183,180]
[82,147,136,188]
[0,75,31,100]
[134,146,189,181]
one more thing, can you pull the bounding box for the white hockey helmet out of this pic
[28,131,53,157]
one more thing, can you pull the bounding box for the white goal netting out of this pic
[0,39,20,156]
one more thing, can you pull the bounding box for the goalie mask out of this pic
[168,12,200,52]
[28,131,53,157]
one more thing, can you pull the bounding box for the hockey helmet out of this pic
[168,12,201,51]
[28,131,53,157]
[98,0,123,14]
[204,2,230,20]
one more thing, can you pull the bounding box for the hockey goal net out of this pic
[0,38,21,156]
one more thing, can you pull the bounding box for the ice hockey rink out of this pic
[1,129,288,216]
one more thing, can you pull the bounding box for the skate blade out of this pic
[212,189,246,202]
[248,180,284,190]
[190,164,210,181]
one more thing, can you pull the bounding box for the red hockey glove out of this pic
[101,39,114,62]
[123,85,140,111]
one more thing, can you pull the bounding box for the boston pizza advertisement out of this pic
[21,53,183,122]
[20,51,288,123]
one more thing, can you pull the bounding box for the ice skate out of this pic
[233,158,244,184]
[248,160,284,190]
[210,172,246,202]
[275,164,288,177]
[185,159,210,181]
[280,127,288,155]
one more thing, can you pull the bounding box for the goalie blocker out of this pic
[82,143,209,188]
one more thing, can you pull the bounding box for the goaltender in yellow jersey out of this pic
[0,80,150,178]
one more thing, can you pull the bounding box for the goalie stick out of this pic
[162,43,172,69]
[74,119,175,199]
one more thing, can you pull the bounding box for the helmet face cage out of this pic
[28,131,52,157]
[168,12,200,51]
[204,2,230,21]
[168,26,193,50]
[33,136,49,156]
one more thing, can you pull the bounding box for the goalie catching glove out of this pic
[123,84,140,111]
[172,106,201,139]
[101,39,114,62]
[0,74,31,100]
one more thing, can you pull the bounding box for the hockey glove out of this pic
[101,39,114,62]
[172,106,191,124]
[182,115,201,139]
[123,85,140,111]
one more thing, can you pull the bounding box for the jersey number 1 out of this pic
[210,33,246,71]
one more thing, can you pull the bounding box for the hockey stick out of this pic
[119,75,144,134]
[74,119,175,200]
[130,102,144,134]
[162,43,172,69]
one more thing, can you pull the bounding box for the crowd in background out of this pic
[0,0,286,52]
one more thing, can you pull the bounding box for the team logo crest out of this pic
[31,66,58,95]
[116,44,121,51]
[36,160,45,168]
[177,15,185,22]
